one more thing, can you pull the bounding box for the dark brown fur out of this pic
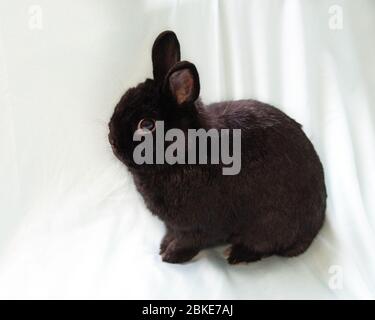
[108,31,326,264]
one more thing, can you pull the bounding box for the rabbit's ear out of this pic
[152,31,181,83]
[166,61,200,105]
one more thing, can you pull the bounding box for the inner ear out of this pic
[166,62,200,105]
[152,31,180,83]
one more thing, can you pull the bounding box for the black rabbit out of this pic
[108,31,326,264]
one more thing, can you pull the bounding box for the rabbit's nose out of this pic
[108,133,115,145]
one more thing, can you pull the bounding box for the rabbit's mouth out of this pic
[108,133,123,161]
[108,133,139,169]
[110,143,120,160]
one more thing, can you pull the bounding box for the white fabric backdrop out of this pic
[0,0,374,299]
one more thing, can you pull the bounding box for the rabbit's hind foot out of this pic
[226,243,264,265]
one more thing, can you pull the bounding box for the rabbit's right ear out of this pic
[152,31,181,83]
[164,61,200,105]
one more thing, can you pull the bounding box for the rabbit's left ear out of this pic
[165,61,200,105]
[152,31,181,83]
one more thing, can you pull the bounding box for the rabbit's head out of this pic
[108,31,200,168]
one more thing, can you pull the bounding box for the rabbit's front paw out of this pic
[159,232,175,255]
[161,240,199,264]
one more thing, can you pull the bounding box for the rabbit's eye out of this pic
[138,118,156,132]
